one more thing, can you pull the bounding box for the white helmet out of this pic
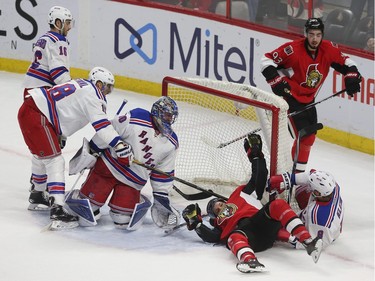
[48,6,73,27]
[309,170,336,197]
[89,67,115,95]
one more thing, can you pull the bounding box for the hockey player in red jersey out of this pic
[261,18,362,173]
[182,134,323,273]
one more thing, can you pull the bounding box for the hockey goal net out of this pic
[163,76,293,200]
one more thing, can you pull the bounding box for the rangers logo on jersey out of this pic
[302,64,323,88]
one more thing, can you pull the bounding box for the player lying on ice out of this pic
[268,166,344,250]
[182,134,323,273]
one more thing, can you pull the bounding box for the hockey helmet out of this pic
[206,197,226,218]
[48,6,73,28]
[309,170,335,197]
[89,67,115,95]
[305,18,324,34]
[151,96,178,136]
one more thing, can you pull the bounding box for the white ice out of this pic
[0,71,373,281]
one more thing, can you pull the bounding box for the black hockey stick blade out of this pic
[299,123,324,138]
[173,185,213,200]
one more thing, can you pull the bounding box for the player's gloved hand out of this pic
[267,172,292,194]
[115,142,134,166]
[58,135,67,149]
[344,71,362,97]
[244,133,263,160]
[267,76,291,97]
[182,203,202,231]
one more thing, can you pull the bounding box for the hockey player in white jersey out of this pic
[18,67,128,229]
[70,96,181,230]
[23,6,73,95]
[23,6,74,208]
[268,170,344,249]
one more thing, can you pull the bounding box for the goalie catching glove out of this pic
[151,193,180,229]
[182,203,202,231]
[267,172,293,194]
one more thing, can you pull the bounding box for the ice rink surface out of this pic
[0,71,373,280]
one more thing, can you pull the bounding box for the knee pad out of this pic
[301,133,316,146]
[109,209,132,229]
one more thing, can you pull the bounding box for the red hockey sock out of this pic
[269,199,311,242]
[292,134,316,173]
[227,232,256,262]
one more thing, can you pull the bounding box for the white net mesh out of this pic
[165,77,293,198]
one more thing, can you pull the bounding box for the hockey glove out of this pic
[151,194,181,229]
[267,76,291,97]
[115,142,134,167]
[267,172,293,194]
[244,134,263,160]
[344,71,362,97]
[182,203,202,231]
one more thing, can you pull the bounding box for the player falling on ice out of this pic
[182,134,323,273]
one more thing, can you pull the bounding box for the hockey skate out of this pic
[28,185,49,211]
[46,198,79,230]
[236,258,266,273]
[303,236,323,263]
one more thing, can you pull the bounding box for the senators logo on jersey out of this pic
[216,203,238,225]
[302,64,323,88]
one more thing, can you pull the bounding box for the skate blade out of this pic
[41,220,79,232]
[236,263,266,273]
[28,203,50,211]
[311,239,323,263]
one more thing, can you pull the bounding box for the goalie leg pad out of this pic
[127,194,152,231]
[151,196,181,229]
[65,189,97,226]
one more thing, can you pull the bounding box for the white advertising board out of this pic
[0,0,373,141]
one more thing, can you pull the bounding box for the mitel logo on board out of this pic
[114,18,157,65]
[169,22,257,86]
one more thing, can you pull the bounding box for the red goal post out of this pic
[162,76,292,199]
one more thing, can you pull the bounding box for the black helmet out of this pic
[206,197,226,218]
[305,18,324,34]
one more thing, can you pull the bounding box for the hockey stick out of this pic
[133,159,228,200]
[173,185,213,200]
[201,127,262,149]
[202,89,345,149]
[287,122,323,204]
[116,98,128,115]
[288,89,346,118]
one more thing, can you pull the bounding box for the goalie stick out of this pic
[173,185,213,200]
[133,159,228,200]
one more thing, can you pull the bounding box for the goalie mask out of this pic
[151,96,178,136]
[207,197,226,218]
[309,170,335,198]
[89,67,115,95]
